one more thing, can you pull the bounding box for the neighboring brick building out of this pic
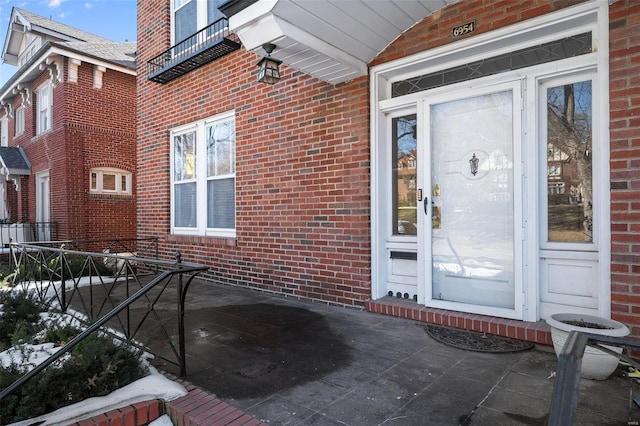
[137,0,640,340]
[0,8,136,243]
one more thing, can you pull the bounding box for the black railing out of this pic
[548,331,640,425]
[147,17,241,84]
[0,221,58,247]
[0,242,208,402]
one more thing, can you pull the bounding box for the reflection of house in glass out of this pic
[547,143,583,201]
[546,82,593,243]
[396,151,417,206]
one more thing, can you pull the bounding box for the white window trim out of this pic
[369,1,609,321]
[90,167,132,195]
[170,110,236,238]
[0,116,7,147]
[15,106,24,137]
[36,81,52,135]
[171,0,216,45]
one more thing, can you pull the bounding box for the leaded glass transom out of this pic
[392,32,592,97]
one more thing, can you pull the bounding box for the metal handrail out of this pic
[548,330,640,425]
[0,244,208,402]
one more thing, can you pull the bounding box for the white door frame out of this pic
[35,170,50,241]
[370,1,609,322]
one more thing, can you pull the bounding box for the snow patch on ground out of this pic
[2,281,187,426]
[8,374,186,426]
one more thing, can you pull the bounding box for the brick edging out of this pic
[366,297,553,346]
[67,399,163,426]
[68,376,267,426]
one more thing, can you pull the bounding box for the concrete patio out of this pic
[148,279,637,425]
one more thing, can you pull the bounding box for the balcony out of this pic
[147,18,241,84]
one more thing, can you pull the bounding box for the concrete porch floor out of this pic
[148,280,637,425]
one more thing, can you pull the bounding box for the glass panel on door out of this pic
[546,80,593,243]
[429,90,515,309]
[392,114,417,236]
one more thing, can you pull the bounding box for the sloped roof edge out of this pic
[0,41,137,103]
[0,146,31,176]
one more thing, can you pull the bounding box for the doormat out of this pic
[425,324,534,353]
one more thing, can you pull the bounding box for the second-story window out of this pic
[36,81,52,135]
[173,0,225,44]
[1,116,7,147]
[15,106,24,137]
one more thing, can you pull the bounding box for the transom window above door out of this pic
[392,32,592,98]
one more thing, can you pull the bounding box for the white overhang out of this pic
[229,0,451,85]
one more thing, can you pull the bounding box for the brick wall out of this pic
[1,58,136,242]
[608,0,640,334]
[137,2,371,306]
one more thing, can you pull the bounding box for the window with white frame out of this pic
[171,111,235,237]
[172,0,226,44]
[0,116,7,147]
[36,81,52,135]
[15,106,24,136]
[90,167,132,195]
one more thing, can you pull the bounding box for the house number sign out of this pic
[452,21,475,37]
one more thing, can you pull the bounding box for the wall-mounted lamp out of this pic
[256,43,282,85]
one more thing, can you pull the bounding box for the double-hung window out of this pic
[36,81,52,135]
[0,116,7,147]
[171,111,235,237]
[172,0,226,44]
[15,106,24,137]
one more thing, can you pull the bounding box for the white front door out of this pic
[36,171,50,241]
[420,81,523,319]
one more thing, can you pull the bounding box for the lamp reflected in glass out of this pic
[257,43,282,85]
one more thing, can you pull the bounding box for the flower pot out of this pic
[546,313,630,380]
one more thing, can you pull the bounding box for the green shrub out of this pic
[0,290,46,350]
[0,334,148,424]
[43,323,80,344]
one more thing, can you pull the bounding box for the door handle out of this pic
[424,196,429,215]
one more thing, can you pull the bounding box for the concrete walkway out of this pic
[149,280,637,425]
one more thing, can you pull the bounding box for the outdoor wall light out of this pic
[257,43,282,85]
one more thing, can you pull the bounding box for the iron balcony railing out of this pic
[0,241,208,402]
[147,17,241,84]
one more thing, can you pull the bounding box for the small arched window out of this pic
[90,167,132,195]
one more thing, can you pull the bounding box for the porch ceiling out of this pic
[228,0,451,85]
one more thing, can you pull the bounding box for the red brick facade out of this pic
[1,59,136,241]
[137,1,371,305]
[137,0,640,336]
[609,0,640,336]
